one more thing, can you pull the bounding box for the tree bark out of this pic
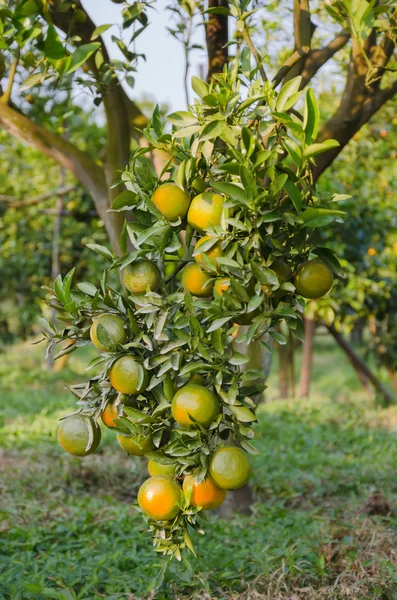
[278,342,289,399]
[205,0,228,81]
[328,324,394,405]
[386,367,397,398]
[299,317,315,398]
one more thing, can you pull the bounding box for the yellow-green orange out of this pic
[151,182,191,221]
[58,415,101,457]
[138,476,182,521]
[148,459,177,477]
[294,259,334,299]
[181,263,214,297]
[117,434,155,456]
[101,400,120,429]
[109,356,148,395]
[172,383,220,428]
[209,446,251,489]
[183,473,226,510]
[90,314,126,352]
[123,259,161,295]
[194,236,223,270]
[187,192,224,231]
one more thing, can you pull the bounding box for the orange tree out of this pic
[41,3,345,557]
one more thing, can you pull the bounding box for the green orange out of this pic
[58,415,101,457]
[151,182,191,221]
[181,263,214,297]
[117,433,155,456]
[109,356,149,395]
[172,383,220,428]
[194,236,223,269]
[183,473,226,510]
[294,259,334,299]
[187,192,224,231]
[209,446,251,490]
[123,259,161,295]
[148,459,177,477]
[90,314,127,352]
[138,476,182,521]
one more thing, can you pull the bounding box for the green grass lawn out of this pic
[1,338,397,599]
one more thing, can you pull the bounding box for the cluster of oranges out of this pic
[57,180,335,538]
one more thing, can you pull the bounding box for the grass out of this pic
[1,338,397,599]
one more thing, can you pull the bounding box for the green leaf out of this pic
[211,182,249,205]
[229,351,249,365]
[269,331,287,345]
[230,405,257,422]
[301,207,345,228]
[167,111,198,126]
[65,43,101,74]
[207,317,231,332]
[283,179,302,212]
[303,139,340,158]
[172,125,201,138]
[303,88,319,144]
[45,25,65,60]
[111,190,137,211]
[76,282,97,297]
[86,243,114,261]
[199,120,226,141]
[91,24,112,40]
[191,76,208,98]
[20,72,43,91]
[276,76,302,111]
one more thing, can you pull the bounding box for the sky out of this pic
[83,0,207,112]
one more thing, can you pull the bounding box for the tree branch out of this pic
[0,101,121,252]
[0,185,75,207]
[284,0,312,82]
[205,0,229,81]
[300,29,351,86]
[242,27,267,82]
[273,46,310,87]
[0,48,19,105]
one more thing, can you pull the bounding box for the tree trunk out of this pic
[278,342,289,399]
[205,0,228,81]
[328,324,394,405]
[299,317,315,398]
[288,329,296,398]
[386,367,397,398]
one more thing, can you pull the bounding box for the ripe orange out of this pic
[209,446,252,489]
[90,314,126,352]
[172,383,220,428]
[183,473,226,510]
[101,400,120,429]
[138,476,182,521]
[367,247,377,256]
[123,259,161,295]
[109,356,149,395]
[294,259,334,299]
[181,263,214,297]
[148,459,177,477]
[187,192,224,231]
[117,433,155,456]
[214,277,230,296]
[194,236,223,269]
[58,415,101,457]
[151,182,191,221]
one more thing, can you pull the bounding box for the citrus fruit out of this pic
[101,399,121,429]
[194,236,223,269]
[209,446,252,489]
[138,476,182,520]
[172,383,220,428]
[183,473,227,510]
[151,182,191,221]
[123,259,161,295]
[109,356,148,395]
[270,259,292,283]
[294,259,334,299]
[191,177,207,194]
[214,277,230,296]
[187,192,224,231]
[189,372,206,386]
[90,314,126,352]
[117,433,155,456]
[181,263,214,297]
[58,415,101,457]
[148,459,177,477]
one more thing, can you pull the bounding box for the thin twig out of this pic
[165,259,189,284]
[272,45,310,87]
[242,27,268,82]
[1,48,20,105]
[0,185,76,207]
